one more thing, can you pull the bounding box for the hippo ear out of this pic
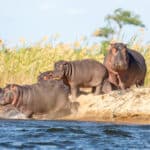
[11,85,17,90]
[110,43,115,47]
[63,62,69,70]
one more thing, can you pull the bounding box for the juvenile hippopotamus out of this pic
[53,59,108,99]
[38,70,118,94]
[37,71,70,93]
[37,71,54,82]
[0,80,79,118]
[103,43,147,89]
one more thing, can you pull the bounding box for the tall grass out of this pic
[0,39,150,87]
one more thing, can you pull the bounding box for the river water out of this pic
[0,120,149,149]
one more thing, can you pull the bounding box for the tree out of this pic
[94,8,145,39]
[93,26,114,39]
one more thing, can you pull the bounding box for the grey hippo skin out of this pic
[53,59,109,99]
[37,70,70,93]
[102,79,118,93]
[37,71,54,82]
[38,70,118,94]
[0,80,79,118]
[103,43,147,89]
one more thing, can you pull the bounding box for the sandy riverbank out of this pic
[58,87,150,125]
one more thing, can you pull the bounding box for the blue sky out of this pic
[0,0,150,46]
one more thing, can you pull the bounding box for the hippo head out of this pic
[37,71,54,82]
[109,43,129,71]
[0,84,19,106]
[53,60,69,79]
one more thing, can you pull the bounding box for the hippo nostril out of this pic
[115,62,123,67]
[118,62,123,67]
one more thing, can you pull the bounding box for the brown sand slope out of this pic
[60,87,150,124]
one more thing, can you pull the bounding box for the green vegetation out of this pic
[0,39,150,87]
[0,8,149,87]
[94,8,145,40]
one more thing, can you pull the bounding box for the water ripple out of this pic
[0,120,149,149]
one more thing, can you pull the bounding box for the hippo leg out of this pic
[108,74,119,88]
[136,80,144,87]
[19,106,33,118]
[48,95,72,119]
[25,111,33,118]
[92,87,96,93]
[102,80,112,94]
[94,84,103,95]
[71,85,79,100]
[116,74,125,90]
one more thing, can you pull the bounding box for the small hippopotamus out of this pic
[37,70,70,93]
[53,59,109,99]
[38,70,118,94]
[37,71,54,82]
[0,80,79,118]
[103,43,147,89]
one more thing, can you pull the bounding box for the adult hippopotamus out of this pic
[53,59,108,99]
[103,43,147,89]
[0,80,79,118]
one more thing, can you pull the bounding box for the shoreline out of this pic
[0,87,150,125]
[59,87,150,125]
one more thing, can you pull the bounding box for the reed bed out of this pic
[0,39,149,87]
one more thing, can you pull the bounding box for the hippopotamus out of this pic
[38,70,118,94]
[37,71,54,82]
[0,80,79,118]
[37,71,70,93]
[53,59,109,99]
[103,43,147,89]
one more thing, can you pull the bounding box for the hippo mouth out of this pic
[115,66,128,71]
[52,77,61,80]
[112,63,128,71]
